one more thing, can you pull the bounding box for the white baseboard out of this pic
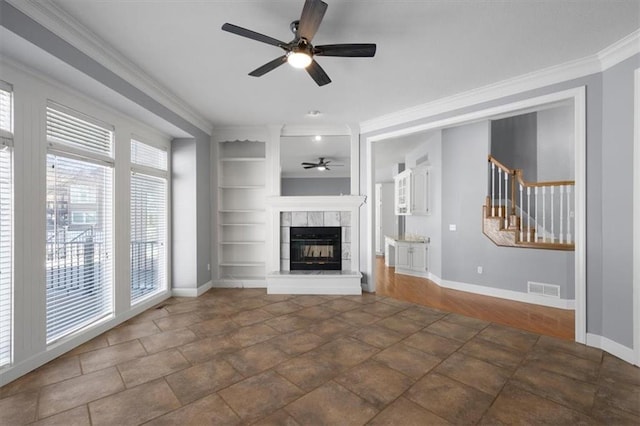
[212,279,267,289]
[586,333,637,366]
[171,280,213,298]
[428,273,575,310]
[396,268,430,279]
[0,291,171,387]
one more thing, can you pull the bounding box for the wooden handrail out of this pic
[487,155,514,175]
[514,169,575,188]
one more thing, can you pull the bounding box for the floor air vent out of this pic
[527,281,560,298]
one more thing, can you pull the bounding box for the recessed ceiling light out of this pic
[306,110,321,117]
[314,135,322,141]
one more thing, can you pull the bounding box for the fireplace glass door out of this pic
[290,227,341,270]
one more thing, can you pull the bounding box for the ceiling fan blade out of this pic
[314,43,377,57]
[221,23,286,48]
[301,162,317,166]
[306,60,331,86]
[298,0,327,42]
[249,55,287,77]
[303,165,316,169]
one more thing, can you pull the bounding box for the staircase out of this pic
[483,155,575,251]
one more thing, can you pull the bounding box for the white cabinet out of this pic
[394,166,430,216]
[394,170,411,215]
[395,241,428,278]
[217,141,266,282]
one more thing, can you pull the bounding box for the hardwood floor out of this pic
[375,256,575,340]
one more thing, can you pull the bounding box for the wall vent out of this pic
[527,281,560,298]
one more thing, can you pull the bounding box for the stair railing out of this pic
[488,155,516,229]
[488,155,575,247]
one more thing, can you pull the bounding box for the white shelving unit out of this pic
[217,141,266,283]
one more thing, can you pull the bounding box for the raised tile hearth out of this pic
[265,196,366,295]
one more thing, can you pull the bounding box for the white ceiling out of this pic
[39,0,639,131]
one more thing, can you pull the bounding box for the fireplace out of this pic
[290,226,341,271]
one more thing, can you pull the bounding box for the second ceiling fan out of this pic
[221,0,376,86]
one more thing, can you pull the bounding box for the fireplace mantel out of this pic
[265,195,366,294]
[265,195,366,210]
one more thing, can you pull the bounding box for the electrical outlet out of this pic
[207,263,210,271]
[449,224,457,231]
[477,266,483,274]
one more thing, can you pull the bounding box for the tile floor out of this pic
[1,289,639,425]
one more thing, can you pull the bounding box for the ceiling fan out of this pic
[221,0,376,86]
[301,157,343,171]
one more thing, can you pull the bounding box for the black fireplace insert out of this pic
[290,226,341,271]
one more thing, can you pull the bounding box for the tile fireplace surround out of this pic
[280,211,351,272]
[265,196,365,295]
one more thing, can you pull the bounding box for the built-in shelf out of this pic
[219,261,266,267]
[219,185,265,189]
[221,157,265,162]
[217,139,267,284]
[219,209,266,213]
[220,241,266,245]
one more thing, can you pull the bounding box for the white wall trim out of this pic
[429,274,575,310]
[0,291,171,387]
[365,86,586,342]
[361,31,639,135]
[211,126,271,144]
[211,279,266,289]
[587,333,637,366]
[634,68,640,366]
[598,29,640,71]
[172,280,212,298]
[5,0,213,135]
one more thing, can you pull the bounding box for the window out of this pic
[46,103,114,344]
[0,82,13,367]
[130,139,168,304]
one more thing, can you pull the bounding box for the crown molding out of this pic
[6,0,214,135]
[360,30,639,135]
[598,29,640,71]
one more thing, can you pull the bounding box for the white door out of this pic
[375,184,382,253]
[396,243,411,269]
[410,243,427,272]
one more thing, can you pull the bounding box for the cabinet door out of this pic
[411,167,430,215]
[396,243,411,269]
[410,243,427,272]
[394,171,410,215]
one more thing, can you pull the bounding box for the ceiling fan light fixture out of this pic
[317,165,327,171]
[287,51,312,69]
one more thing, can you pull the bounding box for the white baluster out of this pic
[491,163,495,217]
[542,187,546,243]
[567,185,572,244]
[550,186,554,243]
[534,187,538,242]
[559,185,564,244]
[498,168,502,220]
[519,184,523,241]
[527,186,531,242]
[504,171,509,228]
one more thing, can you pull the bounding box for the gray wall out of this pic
[172,139,198,289]
[491,112,538,181]
[600,55,637,347]
[362,57,638,347]
[441,121,574,298]
[0,1,213,291]
[537,105,575,181]
[281,177,350,196]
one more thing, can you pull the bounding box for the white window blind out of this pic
[46,103,113,158]
[46,104,113,344]
[131,140,167,304]
[0,83,13,368]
